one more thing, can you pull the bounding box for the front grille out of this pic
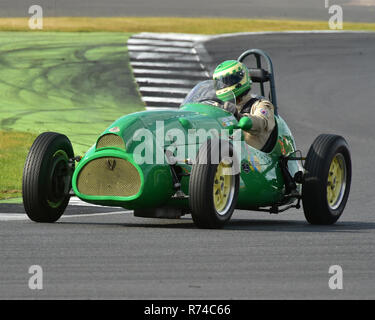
[77,157,141,197]
[97,134,125,150]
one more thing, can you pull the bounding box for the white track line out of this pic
[0,214,29,221]
[145,106,180,111]
[131,33,210,42]
[139,87,191,95]
[127,38,194,47]
[129,32,211,109]
[130,61,202,69]
[128,45,195,54]
[0,211,130,221]
[135,77,198,86]
[209,30,374,41]
[141,97,184,104]
[132,68,207,77]
[61,211,132,218]
[130,51,200,62]
[68,197,108,207]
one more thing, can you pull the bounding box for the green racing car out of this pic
[22,49,352,229]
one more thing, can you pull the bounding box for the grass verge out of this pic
[0,130,38,200]
[0,31,145,200]
[0,17,374,33]
[0,32,145,154]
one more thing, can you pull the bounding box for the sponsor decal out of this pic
[244,144,263,172]
[241,161,251,174]
[279,138,286,155]
[219,116,235,128]
[109,126,120,133]
[181,166,190,175]
[248,155,261,172]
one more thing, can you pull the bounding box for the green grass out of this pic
[0,32,145,154]
[0,32,145,200]
[0,17,374,33]
[0,130,38,200]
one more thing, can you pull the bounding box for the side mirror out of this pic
[237,117,252,131]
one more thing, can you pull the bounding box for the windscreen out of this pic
[180,80,235,108]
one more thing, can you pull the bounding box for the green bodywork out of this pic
[71,103,300,211]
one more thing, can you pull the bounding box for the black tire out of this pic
[189,139,239,229]
[302,134,351,225]
[22,132,74,223]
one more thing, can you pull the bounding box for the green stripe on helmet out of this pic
[213,60,239,76]
[213,60,252,100]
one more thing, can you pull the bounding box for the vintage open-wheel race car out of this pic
[22,49,352,229]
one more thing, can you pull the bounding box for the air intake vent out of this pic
[77,157,141,197]
[97,134,125,150]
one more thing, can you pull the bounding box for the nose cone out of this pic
[101,110,192,152]
[99,114,145,152]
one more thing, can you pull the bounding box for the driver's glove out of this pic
[223,101,243,120]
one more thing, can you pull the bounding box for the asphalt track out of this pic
[1,32,375,299]
[1,0,375,22]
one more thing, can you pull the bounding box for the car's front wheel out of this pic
[22,132,74,223]
[189,139,239,229]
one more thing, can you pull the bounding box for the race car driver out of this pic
[213,60,275,150]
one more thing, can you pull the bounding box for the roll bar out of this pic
[238,49,278,115]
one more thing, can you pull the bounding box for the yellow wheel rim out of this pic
[327,153,347,210]
[213,161,235,215]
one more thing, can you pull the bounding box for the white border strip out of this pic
[132,30,374,44]
[208,30,375,41]
[0,211,131,221]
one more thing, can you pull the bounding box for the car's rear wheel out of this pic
[22,132,74,223]
[189,139,239,229]
[302,134,351,225]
